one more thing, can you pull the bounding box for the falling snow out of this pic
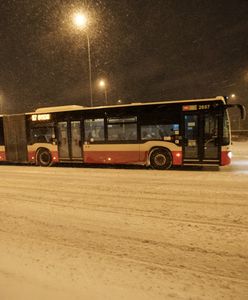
[0,1,248,114]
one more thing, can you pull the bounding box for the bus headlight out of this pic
[227,151,232,159]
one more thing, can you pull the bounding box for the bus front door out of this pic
[202,113,219,162]
[57,121,82,161]
[183,112,220,164]
[183,114,199,161]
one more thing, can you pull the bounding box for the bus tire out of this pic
[150,148,172,170]
[36,148,52,167]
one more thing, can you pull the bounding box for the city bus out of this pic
[0,96,246,169]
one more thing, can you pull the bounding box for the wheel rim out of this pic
[154,154,166,167]
[40,152,51,165]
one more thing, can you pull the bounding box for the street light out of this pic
[74,13,87,28]
[73,12,93,107]
[99,79,108,105]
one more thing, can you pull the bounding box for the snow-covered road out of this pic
[0,142,248,299]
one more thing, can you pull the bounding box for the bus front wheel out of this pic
[150,148,172,170]
[36,149,52,167]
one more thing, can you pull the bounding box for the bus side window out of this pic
[84,119,105,142]
[141,124,179,141]
[107,119,137,141]
[29,126,54,145]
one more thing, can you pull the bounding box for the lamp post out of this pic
[99,79,108,105]
[73,13,93,107]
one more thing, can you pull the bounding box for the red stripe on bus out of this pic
[51,151,59,162]
[84,150,183,166]
[28,150,59,163]
[172,151,182,165]
[0,151,6,161]
[28,151,36,162]
[84,151,141,164]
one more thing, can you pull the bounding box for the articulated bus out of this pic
[0,96,246,169]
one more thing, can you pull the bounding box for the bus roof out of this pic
[35,105,84,113]
[27,96,226,115]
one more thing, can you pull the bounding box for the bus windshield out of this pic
[223,110,230,145]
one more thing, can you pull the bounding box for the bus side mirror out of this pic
[226,104,246,120]
[238,104,246,120]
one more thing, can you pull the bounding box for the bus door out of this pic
[202,112,220,162]
[57,121,82,161]
[57,122,70,160]
[183,111,220,164]
[183,113,199,161]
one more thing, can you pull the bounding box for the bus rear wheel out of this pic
[36,149,52,167]
[150,148,172,170]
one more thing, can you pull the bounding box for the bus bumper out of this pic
[172,151,182,165]
[221,151,232,166]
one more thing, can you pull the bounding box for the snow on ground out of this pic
[0,142,248,300]
[232,141,248,157]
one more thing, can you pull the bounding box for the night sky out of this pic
[1,0,248,113]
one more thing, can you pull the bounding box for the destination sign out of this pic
[31,114,51,121]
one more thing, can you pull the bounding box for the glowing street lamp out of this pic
[73,12,93,107]
[73,13,87,28]
[99,79,108,105]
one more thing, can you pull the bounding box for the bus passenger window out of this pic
[84,119,104,142]
[29,126,55,144]
[107,117,137,141]
[141,124,179,141]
